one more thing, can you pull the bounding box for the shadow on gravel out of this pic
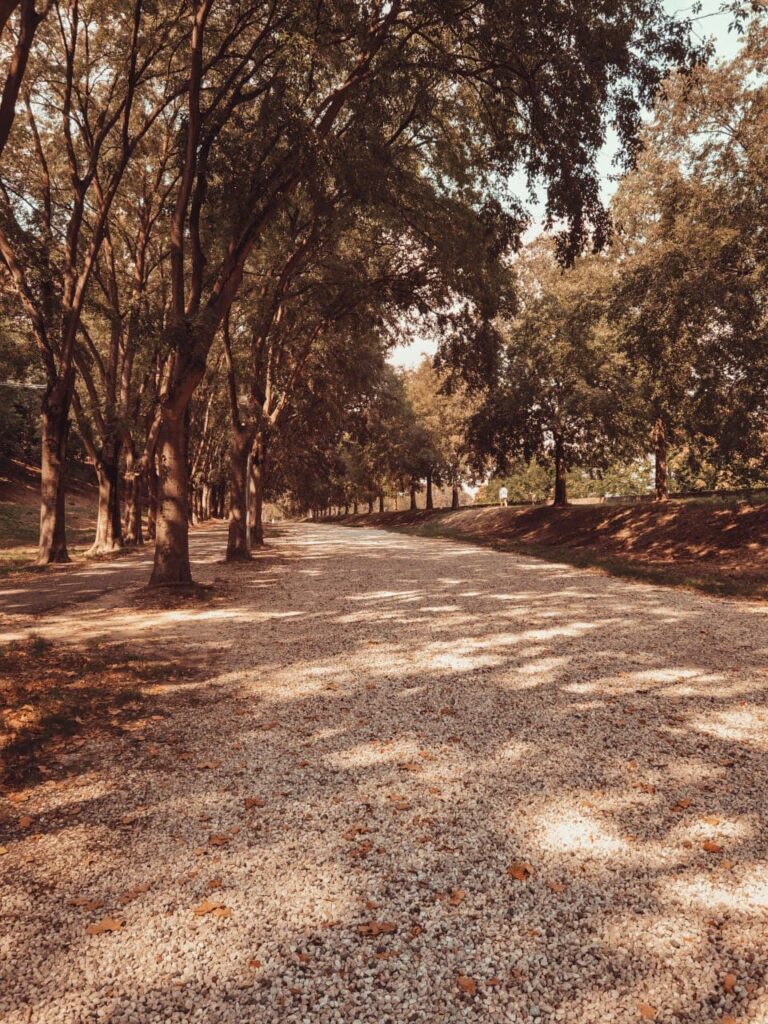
[2,523,767,1023]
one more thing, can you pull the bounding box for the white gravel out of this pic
[2,521,768,1024]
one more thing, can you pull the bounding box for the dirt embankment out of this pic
[337,501,768,598]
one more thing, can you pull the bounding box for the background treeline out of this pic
[0,1,765,582]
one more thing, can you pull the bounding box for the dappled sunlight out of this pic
[4,521,768,1024]
[535,804,633,860]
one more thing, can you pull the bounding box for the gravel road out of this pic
[2,521,768,1024]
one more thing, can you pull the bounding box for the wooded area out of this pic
[3,0,765,586]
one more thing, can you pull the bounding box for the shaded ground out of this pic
[0,457,99,575]
[338,502,768,599]
[1,523,767,1024]
[0,522,226,617]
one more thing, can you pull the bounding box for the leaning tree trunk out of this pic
[249,433,265,547]
[426,470,434,510]
[38,383,72,565]
[410,479,417,510]
[553,436,568,507]
[653,416,669,501]
[451,483,459,509]
[150,408,192,585]
[226,431,252,561]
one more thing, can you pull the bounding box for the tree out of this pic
[609,30,768,497]
[469,244,637,506]
[144,0,701,584]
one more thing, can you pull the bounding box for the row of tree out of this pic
[287,25,768,514]
[0,2,761,583]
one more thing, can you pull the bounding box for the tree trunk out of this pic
[653,416,669,501]
[368,499,373,513]
[378,492,384,513]
[226,431,251,561]
[150,408,192,585]
[38,385,72,565]
[90,439,123,555]
[123,438,144,546]
[146,453,158,541]
[353,500,358,515]
[249,433,265,547]
[553,436,568,507]
[410,479,417,510]
[426,471,433,510]
[202,482,212,520]
[451,483,459,509]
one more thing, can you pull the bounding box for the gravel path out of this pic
[2,521,768,1024]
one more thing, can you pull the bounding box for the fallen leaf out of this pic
[0,846,7,856]
[19,816,33,829]
[723,974,737,993]
[547,882,567,894]
[637,1002,657,1020]
[195,761,221,770]
[448,889,465,906]
[671,798,692,811]
[7,792,29,804]
[457,975,477,996]
[507,862,532,881]
[207,878,223,890]
[703,840,723,854]
[211,906,231,918]
[351,840,373,858]
[721,1017,738,1024]
[86,917,123,935]
[399,761,423,773]
[244,797,266,810]
[356,920,396,937]
[68,898,105,911]
[194,898,227,916]
[248,959,262,969]
[208,834,230,847]
[703,816,721,826]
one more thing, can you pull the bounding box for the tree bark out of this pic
[90,438,123,555]
[150,408,192,585]
[226,430,251,561]
[653,416,669,501]
[553,436,568,507]
[410,479,417,510]
[145,453,158,540]
[249,433,265,547]
[38,383,72,564]
[451,483,459,509]
[426,470,433,510]
[123,438,144,546]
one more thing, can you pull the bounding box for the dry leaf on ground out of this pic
[637,1002,657,1020]
[507,862,532,881]
[356,921,396,937]
[86,917,123,935]
[456,975,477,996]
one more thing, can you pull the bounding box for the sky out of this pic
[389,1,743,370]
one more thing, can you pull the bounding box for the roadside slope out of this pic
[337,501,768,598]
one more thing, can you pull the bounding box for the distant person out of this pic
[499,485,508,507]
